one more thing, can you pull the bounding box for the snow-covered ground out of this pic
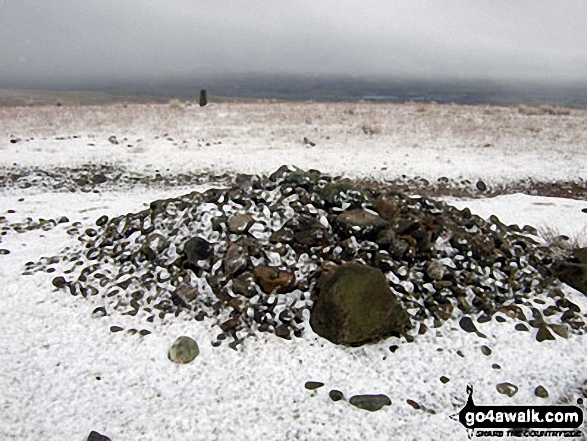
[0,102,586,440]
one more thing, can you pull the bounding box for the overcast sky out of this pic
[1,0,586,87]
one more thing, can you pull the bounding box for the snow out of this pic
[0,102,586,440]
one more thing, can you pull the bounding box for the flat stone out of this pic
[228,213,254,233]
[335,209,389,240]
[349,394,392,412]
[304,381,325,390]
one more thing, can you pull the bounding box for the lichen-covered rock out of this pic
[310,262,411,346]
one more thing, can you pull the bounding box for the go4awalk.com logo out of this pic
[451,386,584,438]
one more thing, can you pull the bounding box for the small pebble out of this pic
[535,385,549,398]
[304,381,325,390]
[329,390,344,402]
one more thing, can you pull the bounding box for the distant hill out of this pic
[2,75,587,108]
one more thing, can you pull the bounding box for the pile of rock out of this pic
[39,165,584,347]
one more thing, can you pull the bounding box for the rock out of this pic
[329,389,345,401]
[515,323,529,332]
[476,180,487,192]
[275,324,292,339]
[440,376,450,384]
[228,213,254,234]
[458,316,487,338]
[536,326,555,342]
[349,394,392,411]
[252,266,296,294]
[87,431,111,441]
[287,215,330,248]
[168,336,199,364]
[496,382,518,397]
[231,272,257,298]
[174,285,198,304]
[304,381,325,390]
[375,196,399,221]
[320,182,366,208]
[107,135,118,145]
[406,399,421,409]
[388,345,399,353]
[334,209,388,240]
[183,237,212,263]
[52,276,67,288]
[426,260,445,281]
[480,345,492,356]
[224,243,248,275]
[556,248,587,295]
[549,324,569,339]
[219,318,239,332]
[535,385,549,398]
[310,262,411,346]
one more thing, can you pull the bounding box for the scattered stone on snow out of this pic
[535,385,549,398]
[496,382,519,397]
[304,381,325,390]
[87,431,111,441]
[329,389,345,402]
[406,399,421,409]
[168,336,200,364]
[349,394,392,411]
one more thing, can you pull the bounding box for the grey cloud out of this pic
[0,0,586,86]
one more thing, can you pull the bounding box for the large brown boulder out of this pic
[310,262,411,346]
[556,247,587,296]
